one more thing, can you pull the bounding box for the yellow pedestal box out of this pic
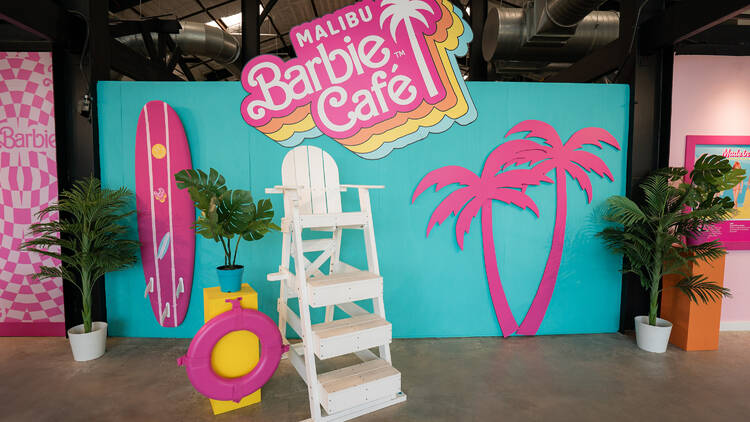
[203,284,261,415]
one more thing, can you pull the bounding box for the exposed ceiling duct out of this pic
[488,61,570,77]
[482,0,619,77]
[537,0,607,33]
[117,21,242,79]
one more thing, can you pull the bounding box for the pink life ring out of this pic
[177,298,289,402]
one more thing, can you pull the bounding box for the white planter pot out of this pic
[68,322,108,361]
[634,316,673,353]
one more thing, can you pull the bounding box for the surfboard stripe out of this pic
[164,102,178,327]
[144,105,164,321]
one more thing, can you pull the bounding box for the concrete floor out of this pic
[1,333,749,421]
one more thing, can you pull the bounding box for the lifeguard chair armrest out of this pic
[339,184,385,190]
[265,185,304,194]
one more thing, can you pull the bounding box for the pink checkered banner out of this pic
[0,52,64,336]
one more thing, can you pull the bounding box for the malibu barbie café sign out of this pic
[240,0,477,159]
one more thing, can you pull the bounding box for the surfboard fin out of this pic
[145,277,154,298]
[176,277,185,299]
[160,302,171,326]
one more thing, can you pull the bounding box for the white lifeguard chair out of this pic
[266,145,405,421]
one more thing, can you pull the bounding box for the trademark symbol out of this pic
[394,50,406,57]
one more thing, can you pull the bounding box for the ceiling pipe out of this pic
[490,61,570,73]
[482,3,619,64]
[117,21,242,78]
[537,0,607,33]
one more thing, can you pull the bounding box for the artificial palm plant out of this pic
[598,154,744,326]
[20,177,139,333]
[174,168,279,269]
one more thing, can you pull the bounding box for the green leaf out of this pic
[675,275,731,304]
[684,240,726,263]
[240,198,279,241]
[195,198,222,239]
[602,195,647,226]
[217,189,255,235]
[688,154,746,209]
[175,168,227,212]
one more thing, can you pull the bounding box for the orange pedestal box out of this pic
[661,255,725,351]
[203,284,261,415]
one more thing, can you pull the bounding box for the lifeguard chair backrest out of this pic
[281,146,342,216]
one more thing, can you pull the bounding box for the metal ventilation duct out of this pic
[482,5,619,63]
[538,0,607,32]
[118,21,242,78]
[488,60,570,75]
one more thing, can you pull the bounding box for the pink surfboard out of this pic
[135,100,195,327]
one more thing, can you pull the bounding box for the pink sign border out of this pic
[685,134,750,250]
[0,322,64,336]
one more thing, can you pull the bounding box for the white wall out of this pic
[670,55,750,329]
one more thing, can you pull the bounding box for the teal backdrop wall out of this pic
[98,81,629,338]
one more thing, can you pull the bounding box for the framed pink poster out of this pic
[0,52,65,336]
[686,135,750,250]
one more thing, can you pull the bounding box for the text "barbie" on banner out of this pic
[240,0,476,159]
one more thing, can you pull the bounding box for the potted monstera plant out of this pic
[175,168,279,292]
[20,177,138,361]
[598,154,743,353]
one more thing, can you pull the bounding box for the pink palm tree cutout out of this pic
[500,120,621,335]
[412,142,553,337]
[413,120,620,337]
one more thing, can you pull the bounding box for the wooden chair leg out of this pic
[277,230,291,345]
[373,295,392,364]
[360,192,393,364]
[292,213,323,421]
[324,227,343,323]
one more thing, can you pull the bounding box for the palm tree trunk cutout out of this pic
[502,122,620,335]
[481,202,519,336]
[380,0,439,97]
[405,22,438,97]
[517,168,566,335]
[413,149,549,337]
